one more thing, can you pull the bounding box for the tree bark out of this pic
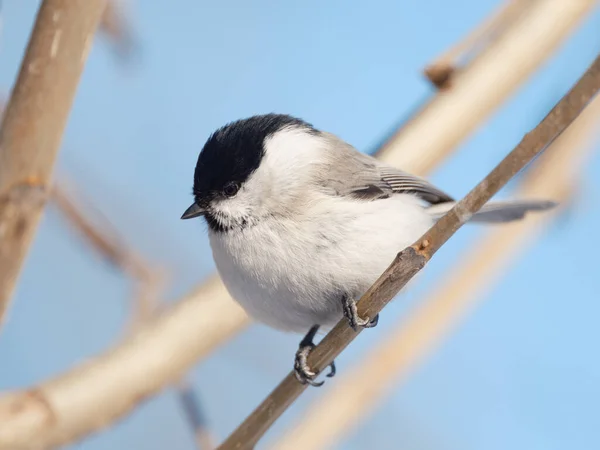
[0,0,106,327]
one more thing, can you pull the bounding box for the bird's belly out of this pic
[210,233,342,333]
[208,197,434,333]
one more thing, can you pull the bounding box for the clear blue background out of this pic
[1,1,599,449]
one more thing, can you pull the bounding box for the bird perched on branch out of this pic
[181,113,556,386]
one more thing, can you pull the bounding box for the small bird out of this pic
[181,114,556,386]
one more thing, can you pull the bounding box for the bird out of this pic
[181,113,556,386]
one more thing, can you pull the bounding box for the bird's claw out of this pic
[294,325,336,387]
[342,294,379,331]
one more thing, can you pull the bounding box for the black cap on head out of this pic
[191,114,316,203]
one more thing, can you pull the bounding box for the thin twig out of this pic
[51,180,162,326]
[268,95,600,450]
[52,182,150,279]
[0,0,106,328]
[216,53,600,450]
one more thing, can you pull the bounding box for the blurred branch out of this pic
[52,179,214,448]
[216,54,600,450]
[0,276,246,449]
[99,0,137,63]
[423,0,527,89]
[176,380,217,450]
[0,0,106,328]
[379,0,596,174]
[268,95,600,450]
[0,4,595,448]
[52,181,152,279]
[51,180,163,326]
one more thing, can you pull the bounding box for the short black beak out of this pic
[181,203,206,220]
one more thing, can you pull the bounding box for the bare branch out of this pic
[0,0,106,327]
[0,275,247,450]
[216,54,600,450]
[268,96,600,450]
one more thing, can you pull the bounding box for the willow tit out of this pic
[181,114,556,386]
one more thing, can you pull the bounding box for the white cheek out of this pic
[212,198,245,218]
[212,188,256,219]
[210,127,325,221]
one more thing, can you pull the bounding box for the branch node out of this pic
[0,182,48,240]
[423,63,456,90]
[2,389,56,427]
[23,175,46,188]
[417,239,430,252]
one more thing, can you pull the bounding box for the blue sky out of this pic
[1,1,599,449]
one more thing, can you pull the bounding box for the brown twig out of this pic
[268,95,600,450]
[0,0,106,328]
[216,53,600,450]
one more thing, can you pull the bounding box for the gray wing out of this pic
[317,132,454,205]
[376,165,454,204]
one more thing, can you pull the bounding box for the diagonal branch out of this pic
[268,95,600,450]
[216,53,600,450]
[52,181,152,280]
[0,275,244,450]
[51,180,163,326]
[0,0,106,328]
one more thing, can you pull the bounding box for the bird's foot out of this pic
[342,294,379,331]
[294,325,336,387]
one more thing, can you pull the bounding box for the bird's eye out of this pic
[223,182,240,197]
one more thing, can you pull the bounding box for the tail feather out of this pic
[426,199,558,224]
